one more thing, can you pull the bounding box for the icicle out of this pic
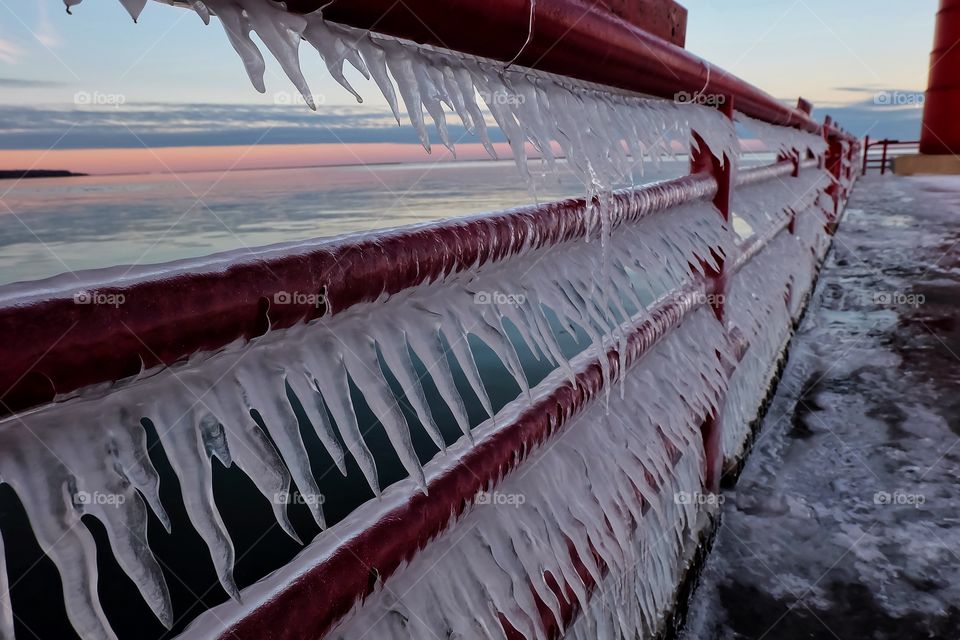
[414,62,454,153]
[405,325,474,440]
[0,530,12,640]
[285,370,348,475]
[356,37,401,125]
[374,333,447,453]
[304,337,382,495]
[232,363,326,528]
[150,400,240,602]
[237,0,315,109]
[190,1,210,25]
[119,0,147,22]
[303,17,364,103]
[202,0,266,93]
[339,332,427,491]
[383,42,432,152]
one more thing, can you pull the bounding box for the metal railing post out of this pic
[862,135,871,175]
[688,96,736,493]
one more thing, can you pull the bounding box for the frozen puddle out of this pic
[683,175,960,639]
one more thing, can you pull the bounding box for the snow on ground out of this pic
[683,174,960,640]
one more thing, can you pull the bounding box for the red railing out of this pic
[186,158,843,640]
[862,136,920,175]
[0,3,862,640]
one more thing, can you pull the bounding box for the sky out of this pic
[0,0,939,174]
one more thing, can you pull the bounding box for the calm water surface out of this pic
[0,158,697,286]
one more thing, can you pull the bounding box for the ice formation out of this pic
[736,112,828,158]
[320,308,730,640]
[0,533,11,640]
[0,196,734,639]
[7,2,844,639]
[65,0,742,201]
[719,170,834,461]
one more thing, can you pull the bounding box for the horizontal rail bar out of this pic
[287,0,836,138]
[0,160,804,416]
[199,195,809,640]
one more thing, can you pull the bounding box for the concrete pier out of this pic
[685,175,960,639]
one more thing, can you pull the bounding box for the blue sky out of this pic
[0,0,939,150]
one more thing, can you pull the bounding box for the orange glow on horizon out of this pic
[0,139,767,177]
[0,143,515,176]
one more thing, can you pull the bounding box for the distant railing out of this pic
[862,136,920,175]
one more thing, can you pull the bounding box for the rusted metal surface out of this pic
[594,0,688,47]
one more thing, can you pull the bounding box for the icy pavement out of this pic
[683,175,960,640]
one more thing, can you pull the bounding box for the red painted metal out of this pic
[0,172,719,415]
[862,138,920,175]
[2,4,864,638]
[207,172,823,640]
[0,158,808,418]
[689,97,734,329]
[0,159,804,419]
[284,0,828,136]
[920,0,960,154]
[862,135,871,174]
[593,0,689,47]
[213,281,703,640]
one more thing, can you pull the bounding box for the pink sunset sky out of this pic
[0,140,771,176]
[0,1,934,175]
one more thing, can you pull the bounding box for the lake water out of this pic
[0,158,699,286]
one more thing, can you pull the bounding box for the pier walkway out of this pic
[685,175,960,640]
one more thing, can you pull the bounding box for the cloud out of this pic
[0,77,65,88]
[0,38,23,64]
[0,98,924,151]
[813,103,922,140]
[0,103,506,150]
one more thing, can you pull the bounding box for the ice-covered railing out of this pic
[0,2,861,639]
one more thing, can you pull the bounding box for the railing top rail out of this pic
[282,0,852,142]
[864,139,920,147]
